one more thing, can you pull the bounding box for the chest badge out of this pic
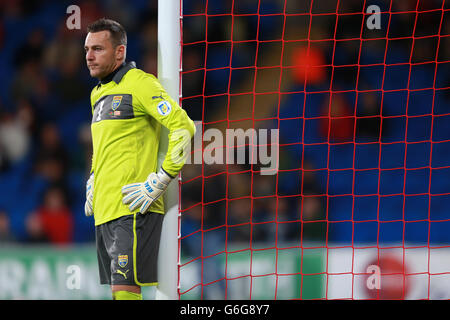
[112,96,123,111]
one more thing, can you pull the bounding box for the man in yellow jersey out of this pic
[83,18,195,300]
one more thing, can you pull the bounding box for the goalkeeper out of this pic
[83,18,195,300]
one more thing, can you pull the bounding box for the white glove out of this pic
[84,172,94,216]
[121,168,173,214]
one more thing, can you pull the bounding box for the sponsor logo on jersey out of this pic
[157,100,172,116]
[118,254,128,268]
[112,96,123,111]
[152,93,164,100]
[108,111,121,117]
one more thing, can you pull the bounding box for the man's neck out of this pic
[99,61,126,84]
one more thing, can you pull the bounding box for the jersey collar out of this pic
[97,61,136,87]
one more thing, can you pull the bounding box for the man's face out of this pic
[84,30,122,79]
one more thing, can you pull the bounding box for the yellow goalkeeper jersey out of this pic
[89,61,195,226]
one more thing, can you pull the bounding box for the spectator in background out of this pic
[265,197,293,243]
[300,196,326,242]
[141,49,157,76]
[320,94,355,143]
[76,123,93,176]
[291,46,327,87]
[139,15,158,76]
[13,28,45,68]
[0,145,8,172]
[300,161,326,242]
[25,185,73,244]
[0,105,11,172]
[25,212,47,243]
[16,98,39,146]
[0,100,32,168]
[43,20,84,73]
[10,28,51,117]
[0,20,4,49]
[442,20,450,101]
[35,156,66,185]
[228,199,252,243]
[51,42,88,105]
[0,209,15,244]
[34,123,69,185]
[356,92,383,141]
[302,161,323,196]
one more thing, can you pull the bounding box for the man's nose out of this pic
[86,50,94,61]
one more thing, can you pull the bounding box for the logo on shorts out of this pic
[118,254,128,268]
[157,100,172,116]
[112,96,123,111]
[116,269,129,279]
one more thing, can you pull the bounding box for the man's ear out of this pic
[116,44,126,62]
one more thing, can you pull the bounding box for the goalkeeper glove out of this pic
[121,168,173,214]
[84,172,94,216]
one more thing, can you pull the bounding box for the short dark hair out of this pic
[87,18,127,48]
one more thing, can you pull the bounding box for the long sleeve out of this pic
[134,73,196,177]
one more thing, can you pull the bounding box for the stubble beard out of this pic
[90,59,118,80]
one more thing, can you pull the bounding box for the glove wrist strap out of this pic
[157,167,174,185]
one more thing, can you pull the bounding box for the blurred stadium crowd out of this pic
[0,0,158,243]
[0,0,448,250]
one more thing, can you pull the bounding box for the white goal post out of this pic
[156,0,181,300]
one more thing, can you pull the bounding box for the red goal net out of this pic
[178,0,450,300]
